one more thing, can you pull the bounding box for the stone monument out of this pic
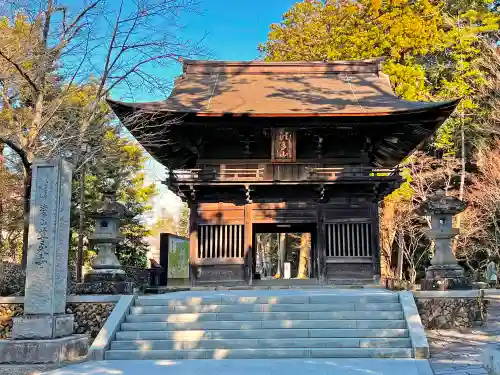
[420,190,469,290]
[78,185,133,294]
[0,159,88,363]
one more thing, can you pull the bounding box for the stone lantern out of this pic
[419,190,468,290]
[82,186,133,293]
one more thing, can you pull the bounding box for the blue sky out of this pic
[114,0,298,102]
[136,0,299,220]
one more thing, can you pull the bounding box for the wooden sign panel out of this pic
[271,128,296,163]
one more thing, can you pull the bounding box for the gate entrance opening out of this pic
[253,223,317,282]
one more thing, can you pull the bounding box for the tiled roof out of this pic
[107,59,457,116]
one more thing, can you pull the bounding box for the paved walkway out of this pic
[40,358,435,375]
[428,291,500,375]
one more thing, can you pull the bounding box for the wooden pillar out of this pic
[244,203,253,285]
[371,202,381,283]
[316,204,326,283]
[189,202,199,286]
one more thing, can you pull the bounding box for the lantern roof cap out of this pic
[419,190,467,216]
[90,187,133,219]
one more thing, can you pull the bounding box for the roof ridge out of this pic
[181,58,385,75]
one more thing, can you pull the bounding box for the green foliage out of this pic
[178,205,190,238]
[260,0,500,153]
[386,167,414,202]
[72,128,156,268]
[0,161,23,261]
[151,204,190,238]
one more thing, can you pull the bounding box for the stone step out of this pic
[130,303,402,315]
[133,294,399,307]
[125,310,403,323]
[120,319,407,331]
[104,347,413,360]
[115,328,409,341]
[110,337,412,350]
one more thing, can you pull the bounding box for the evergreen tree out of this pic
[259,0,499,152]
[72,128,156,269]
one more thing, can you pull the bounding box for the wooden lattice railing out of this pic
[173,166,399,182]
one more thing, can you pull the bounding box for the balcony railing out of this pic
[305,167,398,181]
[172,166,399,183]
[174,168,265,182]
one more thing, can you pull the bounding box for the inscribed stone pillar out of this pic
[12,158,74,339]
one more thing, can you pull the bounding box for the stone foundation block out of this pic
[84,269,127,282]
[414,291,487,329]
[12,314,74,339]
[73,281,134,295]
[0,334,88,364]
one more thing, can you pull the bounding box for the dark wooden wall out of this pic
[189,200,379,284]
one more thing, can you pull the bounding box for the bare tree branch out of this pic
[0,50,38,93]
[0,137,30,169]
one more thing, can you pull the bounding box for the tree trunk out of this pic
[396,231,404,280]
[275,233,286,279]
[264,234,272,279]
[21,166,32,269]
[380,200,397,278]
[297,233,310,279]
[76,166,86,282]
[0,145,3,257]
[408,267,417,285]
[454,120,466,253]
[255,234,262,276]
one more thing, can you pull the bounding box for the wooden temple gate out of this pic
[108,59,459,286]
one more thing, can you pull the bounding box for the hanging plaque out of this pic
[271,128,296,163]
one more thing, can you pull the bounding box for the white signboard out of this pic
[284,262,291,279]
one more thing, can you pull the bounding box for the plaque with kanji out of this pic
[271,129,296,163]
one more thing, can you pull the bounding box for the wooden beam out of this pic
[189,202,199,286]
[244,203,253,285]
[195,258,244,266]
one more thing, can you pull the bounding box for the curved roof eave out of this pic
[107,97,460,119]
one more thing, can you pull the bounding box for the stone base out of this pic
[421,264,469,290]
[0,334,88,364]
[484,344,500,374]
[421,277,470,290]
[12,314,74,340]
[425,264,465,279]
[84,269,126,282]
[73,281,133,295]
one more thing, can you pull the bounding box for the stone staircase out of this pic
[105,290,415,360]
